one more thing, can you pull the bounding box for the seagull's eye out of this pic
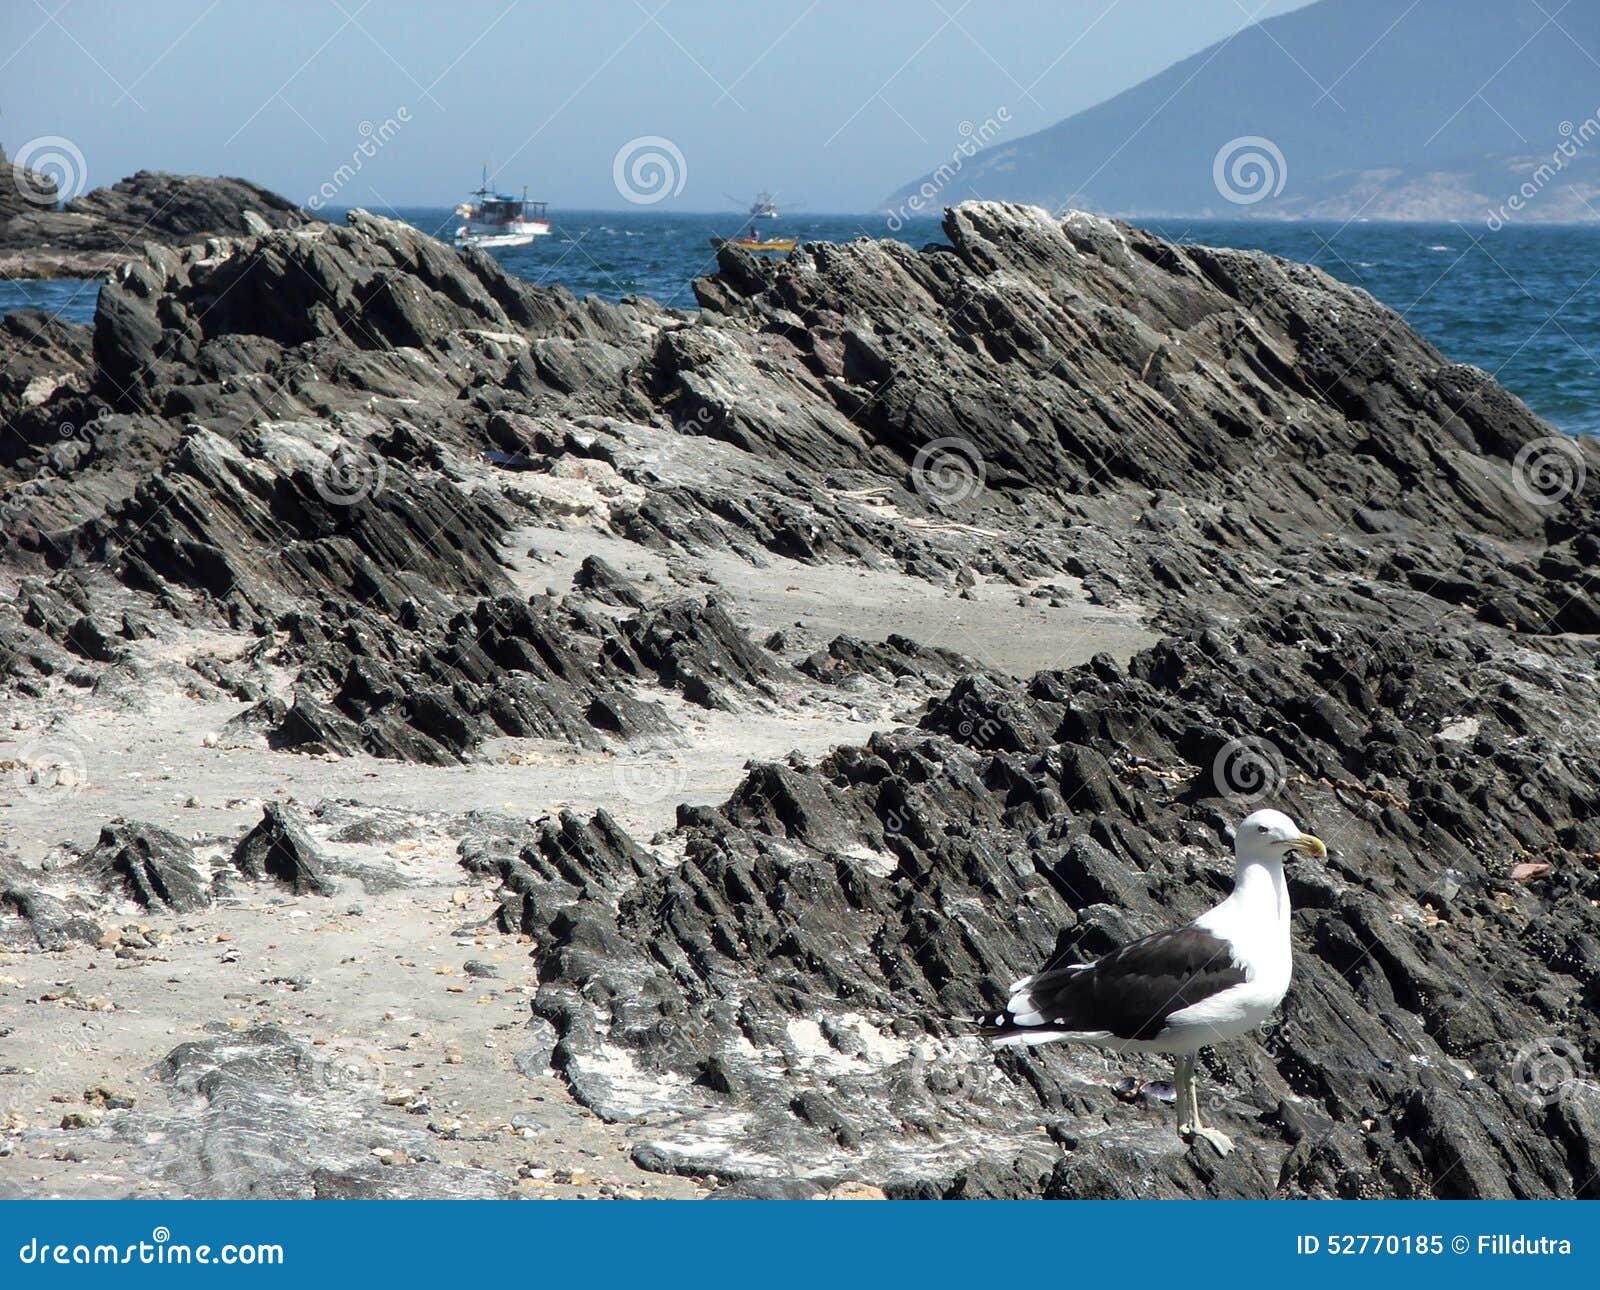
[1256,824,1269,834]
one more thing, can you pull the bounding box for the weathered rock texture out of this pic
[2,199,1597,1198]
[0,166,306,279]
[231,803,334,895]
[0,147,58,221]
[142,1026,508,1198]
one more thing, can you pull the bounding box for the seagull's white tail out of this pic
[978,963,1095,1046]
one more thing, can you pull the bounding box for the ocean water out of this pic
[5,208,1597,436]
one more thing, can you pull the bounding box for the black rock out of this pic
[79,820,209,912]
[0,858,103,949]
[0,167,307,279]
[232,803,334,896]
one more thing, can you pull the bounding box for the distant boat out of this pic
[711,232,797,254]
[727,190,793,220]
[454,167,550,249]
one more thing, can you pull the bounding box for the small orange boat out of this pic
[710,233,796,254]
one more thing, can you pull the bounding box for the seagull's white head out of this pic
[1234,808,1327,865]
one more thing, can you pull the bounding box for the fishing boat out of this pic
[453,168,550,249]
[725,191,791,220]
[710,229,797,254]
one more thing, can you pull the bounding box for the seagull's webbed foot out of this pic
[1184,1125,1235,1157]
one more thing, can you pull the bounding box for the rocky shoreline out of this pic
[1,195,1597,1198]
[0,155,305,280]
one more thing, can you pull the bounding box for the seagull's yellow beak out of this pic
[1288,832,1327,859]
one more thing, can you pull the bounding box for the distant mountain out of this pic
[883,0,1600,223]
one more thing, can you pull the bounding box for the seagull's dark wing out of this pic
[980,926,1246,1044]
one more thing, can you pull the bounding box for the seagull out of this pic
[979,808,1326,1155]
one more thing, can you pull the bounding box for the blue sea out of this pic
[5,209,1597,436]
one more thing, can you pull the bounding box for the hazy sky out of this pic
[2,0,1311,213]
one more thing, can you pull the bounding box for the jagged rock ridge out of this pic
[1,166,307,280]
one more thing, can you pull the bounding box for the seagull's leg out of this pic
[1173,1054,1195,1139]
[1184,1052,1235,1158]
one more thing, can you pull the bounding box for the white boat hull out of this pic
[455,221,550,249]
